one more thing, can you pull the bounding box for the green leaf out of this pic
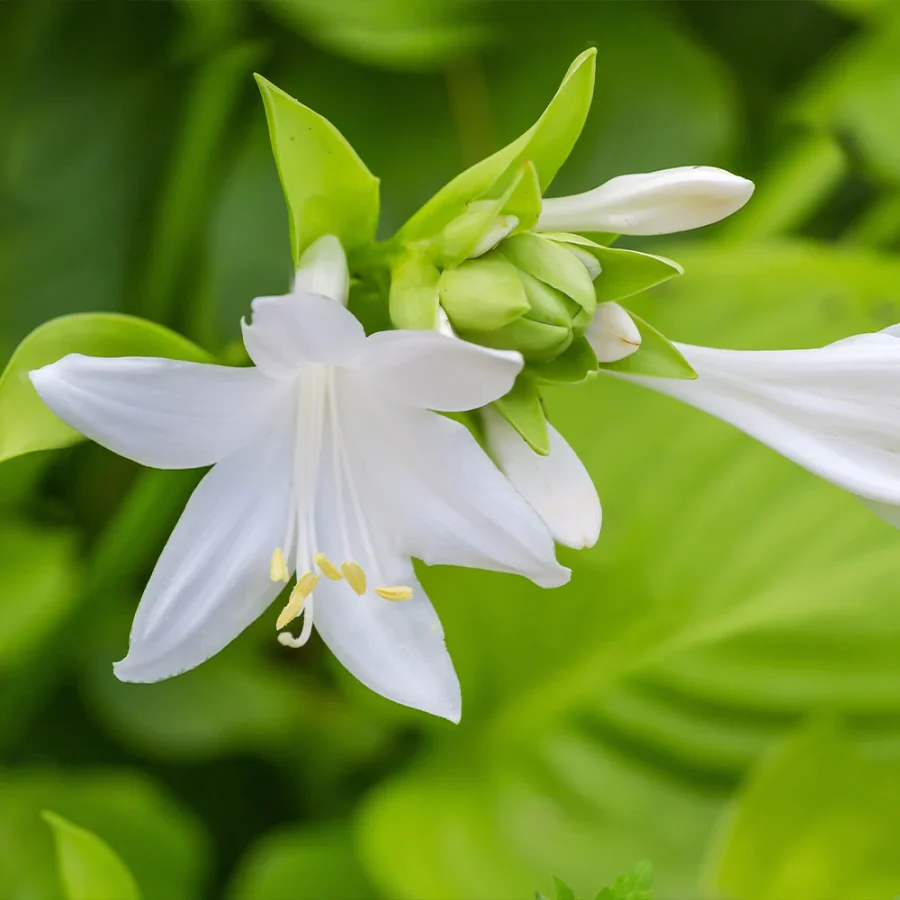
[397,49,596,242]
[0,770,208,900]
[490,374,548,455]
[594,861,653,900]
[552,875,576,900]
[438,253,530,332]
[255,74,379,262]
[0,314,209,464]
[597,313,696,380]
[707,721,900,900]
[389,251,441,330]
[43,811,141,900]
[227,823,377,900]
[530,335,598,385]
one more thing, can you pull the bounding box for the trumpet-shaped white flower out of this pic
[30,236,569,722]
[610,326,900,522]
[536,166,754,236]
[481,408,601,551]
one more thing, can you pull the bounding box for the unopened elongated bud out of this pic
[536,166,754,235]
[588,302,641,362]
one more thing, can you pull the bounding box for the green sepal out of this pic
[530,334,598,385]
[552,876,576,900]
[598,312,696,379]
[436,163,528,267]
[468,318,572,363]
[501,233,596,317]
[389,251,440,330]
[0,314,210,465]
[518,271,578,329]
[503,160,543,233]
[491,374,549,455]
[255,74,379,262]
[438,253,529,332]
[398,49,596,243]
[594,861,653,900]
[43,811,141,900]
[551,234,683,302]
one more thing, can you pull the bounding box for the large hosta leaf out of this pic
[356,241,900,899]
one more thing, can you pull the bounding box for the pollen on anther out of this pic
[314,552,343,581]
[375,585,414,602]
[270,547,290,583]
[341,561,366,595]
[275,571,319,630]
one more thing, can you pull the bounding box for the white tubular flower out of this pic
[608,326,900,520]
[536,166,754,236]
[30,235,569,722]
[587,302,642,363]
[482,407,601,550]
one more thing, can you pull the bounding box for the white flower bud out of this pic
[536,166,754,236]
[588,302,641,362]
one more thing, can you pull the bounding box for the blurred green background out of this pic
[2,0,900,897]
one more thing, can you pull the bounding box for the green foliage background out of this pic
[2,1,900,897]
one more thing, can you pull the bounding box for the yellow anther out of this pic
[374,585,414,602]
[314,552,343,581]
[275,571,319,630]
[341,561,367,595]
[270,547,290,583]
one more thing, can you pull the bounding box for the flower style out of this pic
[608,326,900,525]
[30,236,569,721]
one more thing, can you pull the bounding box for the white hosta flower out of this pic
[536,166,754,236]
[30,236,569,722]
[609,325,900,522]
[588,302,642,363]
[482,408,601,550]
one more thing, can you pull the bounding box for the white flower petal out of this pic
[587,302,642,363]
[339,373,569,588]
[362,330,523,412]
[292,234,350,305]
[241,291,366,377]
[305,422,461,721]
[482,408,601,549]
[114,415,295,682]
[613,331,900,505]
[30,354,282,469]
[537,166,754,235]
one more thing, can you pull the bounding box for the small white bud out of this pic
[589,302,641,363]
[563,245,601,281]
[469,215,519,259]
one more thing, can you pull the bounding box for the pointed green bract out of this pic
[552,876,576,900]
[504,160,543,233]
[598,313,696,379]
[491,375,549,455]
[398,49,596,242]
[531,335,598,384]
[389,251,441,330]
[438,253,530,332]
[594,861,653,900]
[549,234,684,302]
[255,75,379,262]
[43,811,141,900]
[0,314,209,464]
[467,317,572,362]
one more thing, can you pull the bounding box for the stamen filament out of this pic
[314,552,343,581]
[270,547,290,583]
[341,561,367,595]
[375,585,414,602]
